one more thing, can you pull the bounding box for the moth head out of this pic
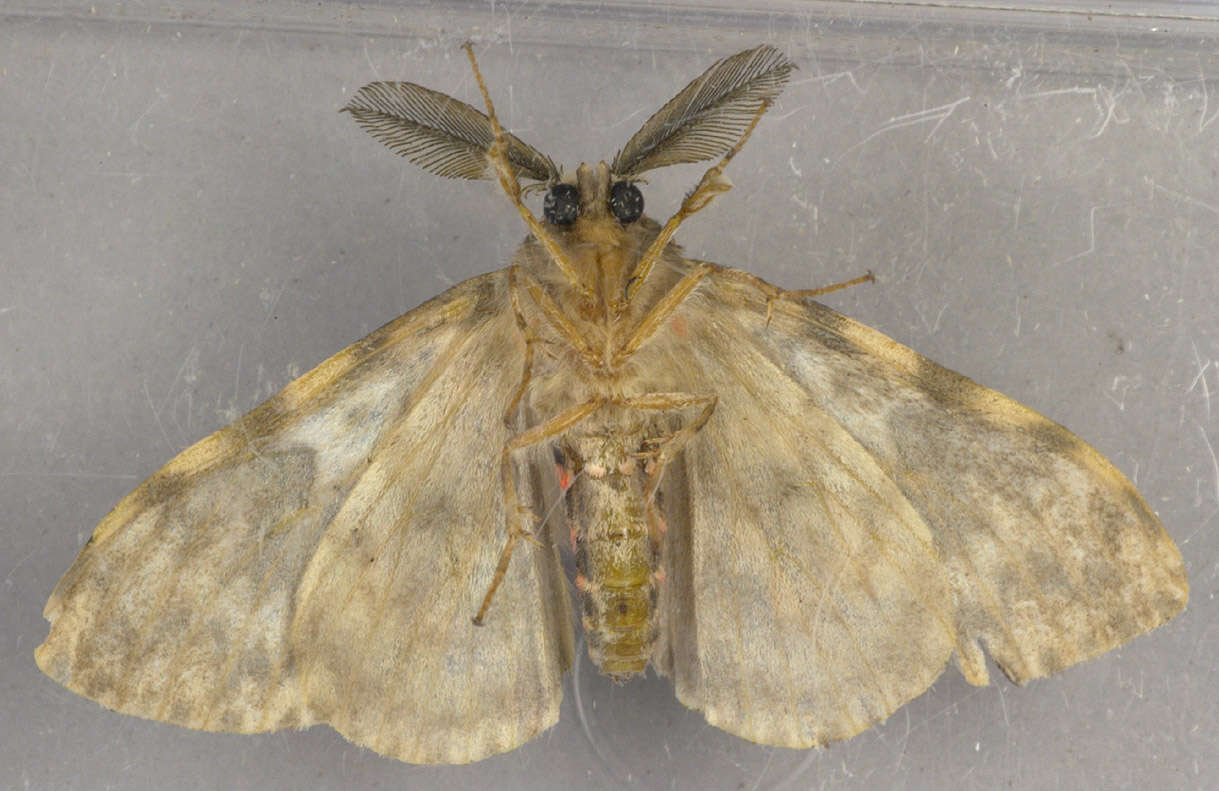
[542,163,645,229]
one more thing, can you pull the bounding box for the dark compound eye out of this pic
[609,181,643,224]
[543,183,580,226]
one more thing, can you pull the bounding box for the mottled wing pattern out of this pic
[645,268,956,748]
[36,271,574,765]
[651,264,1187,748]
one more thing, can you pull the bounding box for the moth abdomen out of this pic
[566,445,660,680]
[580,561,659,679]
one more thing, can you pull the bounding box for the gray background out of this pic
[2,1,1215,789]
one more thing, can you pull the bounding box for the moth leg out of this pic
[707,264,876,324]
[501,266,590,514]
[463,43,594,302]
[514,266,604,373]
[621,99,771,308]
[473,396,607,626]
[614,391,717,539]
[502,265,542,421]
[613,262,712,367]
[767,270,875,324]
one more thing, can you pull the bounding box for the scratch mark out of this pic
[778,750,821,788]
[1147,178,1219,216]
[931,303,948,334]
[1199,59,1219,134]
[259,284,285,330]
[362,42,381,80]
[892,706,912,774]
[604,105,647,132]
[233,342,245,407]
[143,379,175,453]
[1017,86,1097,101]
[1187,342,1212,422]
[771,104,811,122]
[844,96,971,154]
[1198,422,1219,506]
[127,91,165,137]
[1089,84,1120,139]
[5,547,39,587]
[745,746,777,791]
[1052,205,1102,269]
[793,69,865,95]
[1104,374,1141,411]
[1012,174,1025,232]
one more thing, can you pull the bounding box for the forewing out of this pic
[36,271,574,765]
[653,265,1187,747]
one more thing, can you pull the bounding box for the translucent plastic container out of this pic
[4,2,1215,789]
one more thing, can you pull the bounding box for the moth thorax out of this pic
[564,445,660,680]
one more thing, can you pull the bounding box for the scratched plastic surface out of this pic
[3,2,1216,789]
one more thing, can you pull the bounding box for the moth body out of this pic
[522,162,685,678]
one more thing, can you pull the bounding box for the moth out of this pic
[37,44,1188,765]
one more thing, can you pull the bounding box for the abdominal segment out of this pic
[561,442,660,679]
